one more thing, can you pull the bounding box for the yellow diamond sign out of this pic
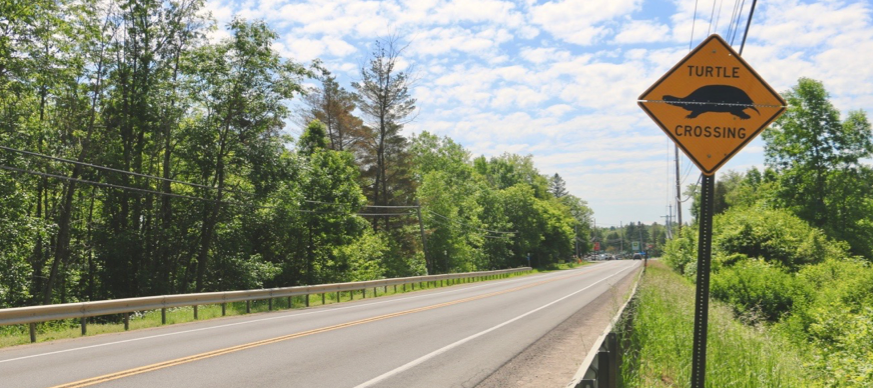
[638,34,787,175]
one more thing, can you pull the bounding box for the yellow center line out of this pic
[51,265,605,388]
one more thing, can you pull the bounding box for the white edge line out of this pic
[353,262,638,388]
[0,268,589,365]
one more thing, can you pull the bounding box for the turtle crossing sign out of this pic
[638,34,787,175]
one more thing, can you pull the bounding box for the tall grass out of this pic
[621,262,820,387]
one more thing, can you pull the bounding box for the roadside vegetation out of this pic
[622,261,815,388]
[639,78,873,387]
[0,0,593,326]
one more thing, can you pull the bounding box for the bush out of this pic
[713,207,848,271]
[711,258,795,322]
[661,226,697,275]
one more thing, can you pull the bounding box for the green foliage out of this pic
[298,120,329,156]
[661,225,697,275]
[623,263,817,387]
[0,2,588,318]
[331,229,387,282]
[714,206,848,271]
[711,258,795,322]
[764,78,873,257]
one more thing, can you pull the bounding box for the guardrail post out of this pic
[321,293,325,305]
[336,291,340,302]
[194,305,199,319]
[362,288,366,299]
[246,300,251,314]
[412,282,415,290]
[221,303,226,316]
[124,313,130,330]
[350,290,354,300]
[607,332,618,388]
[161,308,167,324]
[305,294,310,307]
[597,349,610,388]
[374,287,378,296]
[268,299,273,311]
[81,317,87,335]
[29,323,36,343]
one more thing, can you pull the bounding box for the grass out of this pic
[620,261,819,388]
[0,270,532,348]
[532,260,592,273]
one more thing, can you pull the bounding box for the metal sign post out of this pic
[691,174,715,388]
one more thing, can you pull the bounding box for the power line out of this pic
[0,164,220,203]
[362,205,421,209]
[738,0,758,56]
[689,0,700,50]
[0,145,252,196]
[356,212,415,217]
[424,210,517,235]
[2,145,424,211]
[0,163,415,219]
[731,0,746,46]
[707,0,718,36]
[680,174,703,203]
[714,0,724,34]
[726,0,742,41]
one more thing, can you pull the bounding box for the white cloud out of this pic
[530,0,643,45]
[613,20,671,44]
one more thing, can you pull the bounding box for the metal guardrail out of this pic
[567,266,643,388]
[0,267,531,342]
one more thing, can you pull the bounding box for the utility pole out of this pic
[415,200,429,274]
[661,205,673,240]
[675,146,683,231]
[574,224,579,258]
[638,224,644,254]
[619,221,624,252]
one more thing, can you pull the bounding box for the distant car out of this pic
[632,253,642,260]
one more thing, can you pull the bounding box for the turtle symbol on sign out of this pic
[663,85,760,120]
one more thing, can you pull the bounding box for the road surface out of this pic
[0,260,640,388]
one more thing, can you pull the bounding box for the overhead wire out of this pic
[3,147,518,238]
[0,145,255,197]
[424,212,514,240]
[730,0,748,46]
[680,174,703,203]
[689,0,700,50]
[424,210,517,235]
[714,0,724,34]
[707,0,718,36]
[1,145,425,211]
[726,0,742,40]
[0,163,418,219]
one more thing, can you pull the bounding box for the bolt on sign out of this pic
[638,34,786,175]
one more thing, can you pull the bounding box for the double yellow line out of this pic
[52,267,598,388]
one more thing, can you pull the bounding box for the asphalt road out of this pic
[0,260,640,388]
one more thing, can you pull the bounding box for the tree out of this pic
[300,70,367,153]
[549,173,568,198]
[296,120,371,284]
[763,78,873,256]
[352,35,416,231]
[182,18,309,292]
[474,153,550,198]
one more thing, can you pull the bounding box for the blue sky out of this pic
[203,0,873,227]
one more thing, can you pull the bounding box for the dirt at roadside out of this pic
[475,264,643,388]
